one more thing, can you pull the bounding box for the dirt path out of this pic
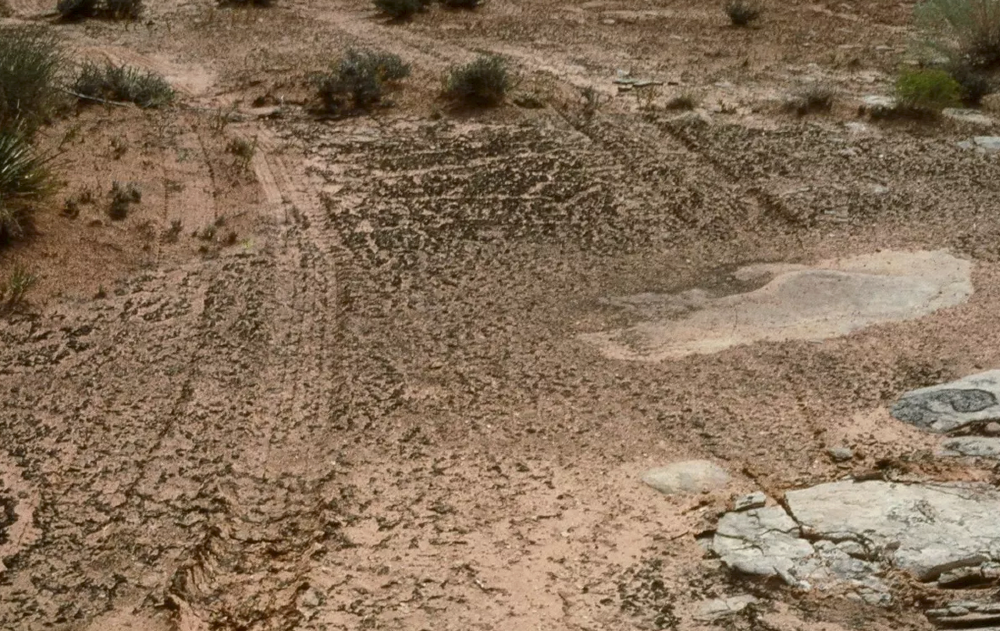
[4,1,1000,630]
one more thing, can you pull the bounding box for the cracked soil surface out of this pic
[4,0,1000,630]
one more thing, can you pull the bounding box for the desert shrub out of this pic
[785,84,835,115]
[0,130,50,243]
[0,0,13,16]
[0,27,63,134]
[444,54,512,106]
[895,67,963,111]
[917,0,1000,68]
[373,0,426,19]
[73,62,175,108]
[227,136,257,171]
[105,0,142,18]
[665,92,699,110]
[943,60,995,104]
[57,0,141,19]
[725,0,761,26]
[108,181,141,220]
[313,49,410,115]
[441,0,482,7]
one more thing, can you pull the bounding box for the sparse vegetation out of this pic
[444,54,512,107]
[1,265,38,308]
[944,60,994,104]
[162,219,183,243]
[108,181,141,220]
[0,0,13,17]
[725,0,761,26]
[57,0,142,19]
[917,0,1000,68]
[373,0,426,19]
[0,27,64,135]
[227,137,258,172]
[0,130,51,243]
[784,84,835,115]
[313,49,410,115]
[73,62,175,108]
[665,92,699,110]
[895,67,963,112]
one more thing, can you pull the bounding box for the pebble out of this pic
[827,446,854,462]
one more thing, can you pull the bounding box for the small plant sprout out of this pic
[108,181,141,220]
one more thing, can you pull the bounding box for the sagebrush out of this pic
[444,55,512,106]
[313,49,410,115]
[73,62,175,108]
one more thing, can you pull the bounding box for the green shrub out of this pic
[444,55,512,107]
[73,63,175,108]
[917,0,1000,68]
[895,67,963,111]
[725,0,761,26]
[0,27,63,134]
[373,0,425,19]
[0,130,51,243]
[313,49,410,115]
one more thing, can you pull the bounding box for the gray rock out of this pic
[943,108,995,127]
[712,506,814,583]
[641,460,730,496]
[711,480,1000,604]
[891,370,1000,433]
[985,422,1000,435]
[974,136,1000,153]
[939,436,1000,459]
[734,491,767,512]
[694,595,758,622]
[827,446,854,462]
[786,480,1000,581]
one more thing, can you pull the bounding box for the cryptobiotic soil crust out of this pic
[4,0,1000,630]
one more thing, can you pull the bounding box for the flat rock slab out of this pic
[582,250,972,361]
[939,436,1000,459]
[892,370,1000,433]
[641,460,730,496]
[711,481,1000,603]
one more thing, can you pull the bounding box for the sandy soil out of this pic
[2,0,1000,629]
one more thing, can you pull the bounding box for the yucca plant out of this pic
[443,54,512,106]
[0,26,64,135]
[0,130,51,243]
[73,62,175,108]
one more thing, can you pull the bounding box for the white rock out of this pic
[641,460,730,496]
